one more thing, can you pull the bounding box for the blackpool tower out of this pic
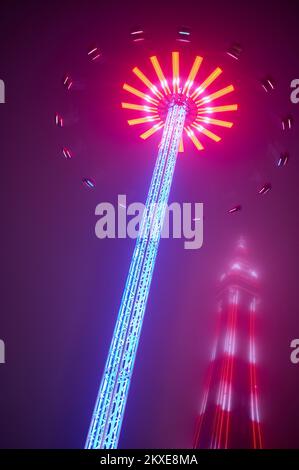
[193,239,263,449]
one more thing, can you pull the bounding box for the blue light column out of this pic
[86,103,186,449]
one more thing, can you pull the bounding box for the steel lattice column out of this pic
[86,104,186,449]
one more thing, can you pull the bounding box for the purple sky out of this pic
[1,0,299,448]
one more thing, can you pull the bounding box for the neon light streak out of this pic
[132,67,164,99]
[140,122,164,140]
[193,307,222,448]
[185,127,204,151]
[249,299,262,449]
[172,52,180,93]
[123,83,159,105]
[191,67,222,99]
[121,102,157,112]
[196,116,234,128]
[224,301,237,448]
[150,56,171,94]
[128,115,160,125]
[197,104,238,114]
[217,361,231,445]
[85,104,186,449]
[196,85,234,106]
[183,56,203,95]
[192,124,221,142]
[62,147,72,159]
[211,291,237,449]
[193,369,213,446]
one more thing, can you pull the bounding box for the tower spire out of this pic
[194,239,263,449]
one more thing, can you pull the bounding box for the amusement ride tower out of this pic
[86,51,238,449]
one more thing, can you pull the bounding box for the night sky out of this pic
[1,0,299,448]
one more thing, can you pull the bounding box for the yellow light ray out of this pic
[179,137,184,152]
[140,122,164,139]
[132,67,164,99]
[121,102,157,113]
[197,104,238,114]
[183,56,203,95]
[191,67,223,99]
[196,116,234,128]
[123,83,159,105]
[150,56,171,94]
[192,123,221,142]
[128,115,160,126]
[185,127,204,151]
[196,85,234,106]
[172,51,180,93]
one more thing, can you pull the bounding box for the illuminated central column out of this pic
[86,103,186,449]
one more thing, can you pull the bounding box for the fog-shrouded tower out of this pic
[193,239,263,449]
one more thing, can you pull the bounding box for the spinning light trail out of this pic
[86,51,237,449]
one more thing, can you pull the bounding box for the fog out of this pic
[1,0,299,448]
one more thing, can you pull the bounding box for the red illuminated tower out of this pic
[193,239,263,449]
